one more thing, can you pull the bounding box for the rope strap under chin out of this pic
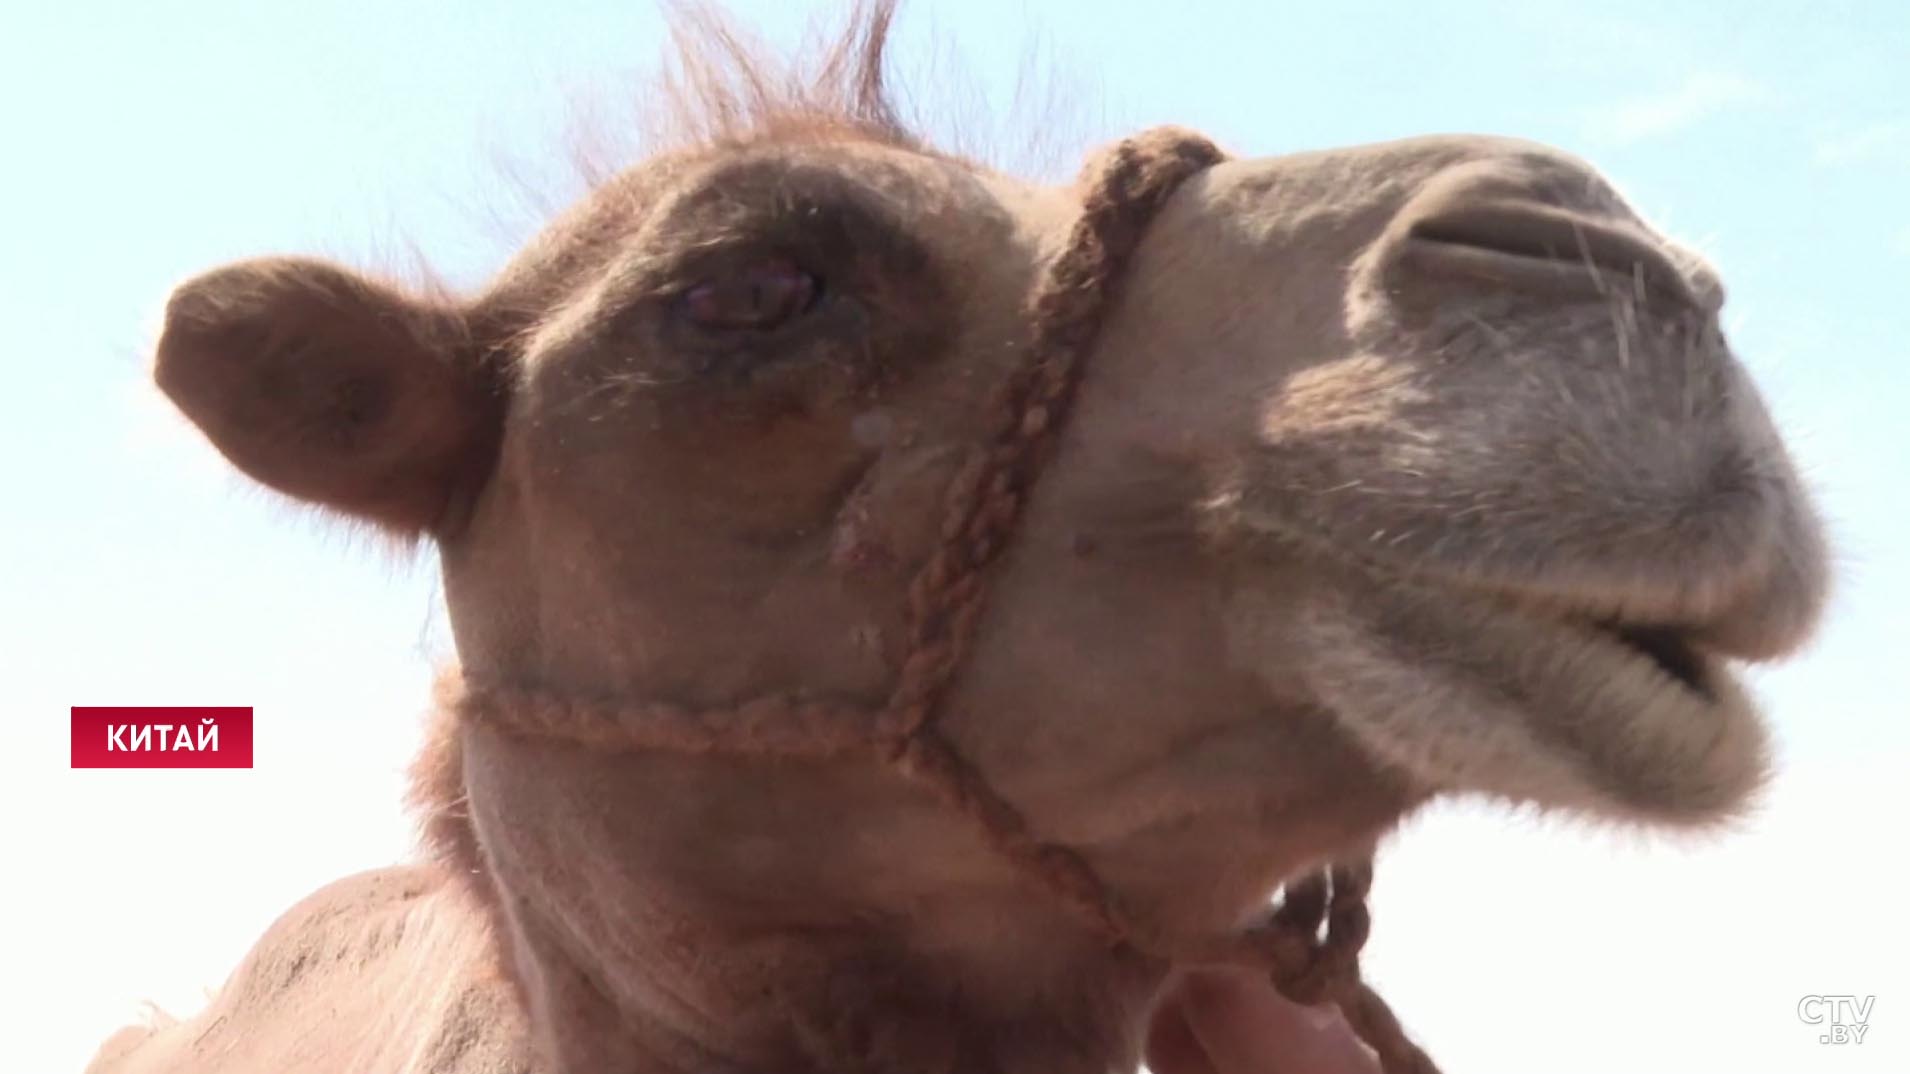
[453,126,1439,1074]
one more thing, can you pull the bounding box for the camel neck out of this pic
[447,712,1166,1074]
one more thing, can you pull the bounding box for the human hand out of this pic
[1146,967,1382,1074]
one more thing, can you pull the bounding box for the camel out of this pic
[90,4,1828,1073]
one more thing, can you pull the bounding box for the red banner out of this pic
[71,707,254,768]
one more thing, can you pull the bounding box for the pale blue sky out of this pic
[4,3,1905,1072]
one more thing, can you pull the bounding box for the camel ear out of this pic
[155,258,504,538]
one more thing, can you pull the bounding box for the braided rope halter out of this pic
[451,126,1439,1074]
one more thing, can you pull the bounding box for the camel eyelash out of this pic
[639,163,934,298]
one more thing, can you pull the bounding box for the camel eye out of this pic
[678,258,821,332]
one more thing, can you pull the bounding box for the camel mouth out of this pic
[1591,620,1716,702]
[1473,596,1740,720]
[1297,575,1772,823]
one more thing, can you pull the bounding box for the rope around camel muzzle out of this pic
[452,126,1439,1074]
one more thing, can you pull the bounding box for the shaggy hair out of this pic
[548,0,922,198]
[651,0,915,151]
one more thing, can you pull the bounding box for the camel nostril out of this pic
[1401,201,1709,312]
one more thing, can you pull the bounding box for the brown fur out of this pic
[88,868,534,1074]
[96,3,1828,1073]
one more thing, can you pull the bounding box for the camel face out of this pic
[157,124,1826,941]
[142,20,1827,1073]
[394,131,1819,943]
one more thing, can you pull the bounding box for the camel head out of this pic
[148,8,1827,1073]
